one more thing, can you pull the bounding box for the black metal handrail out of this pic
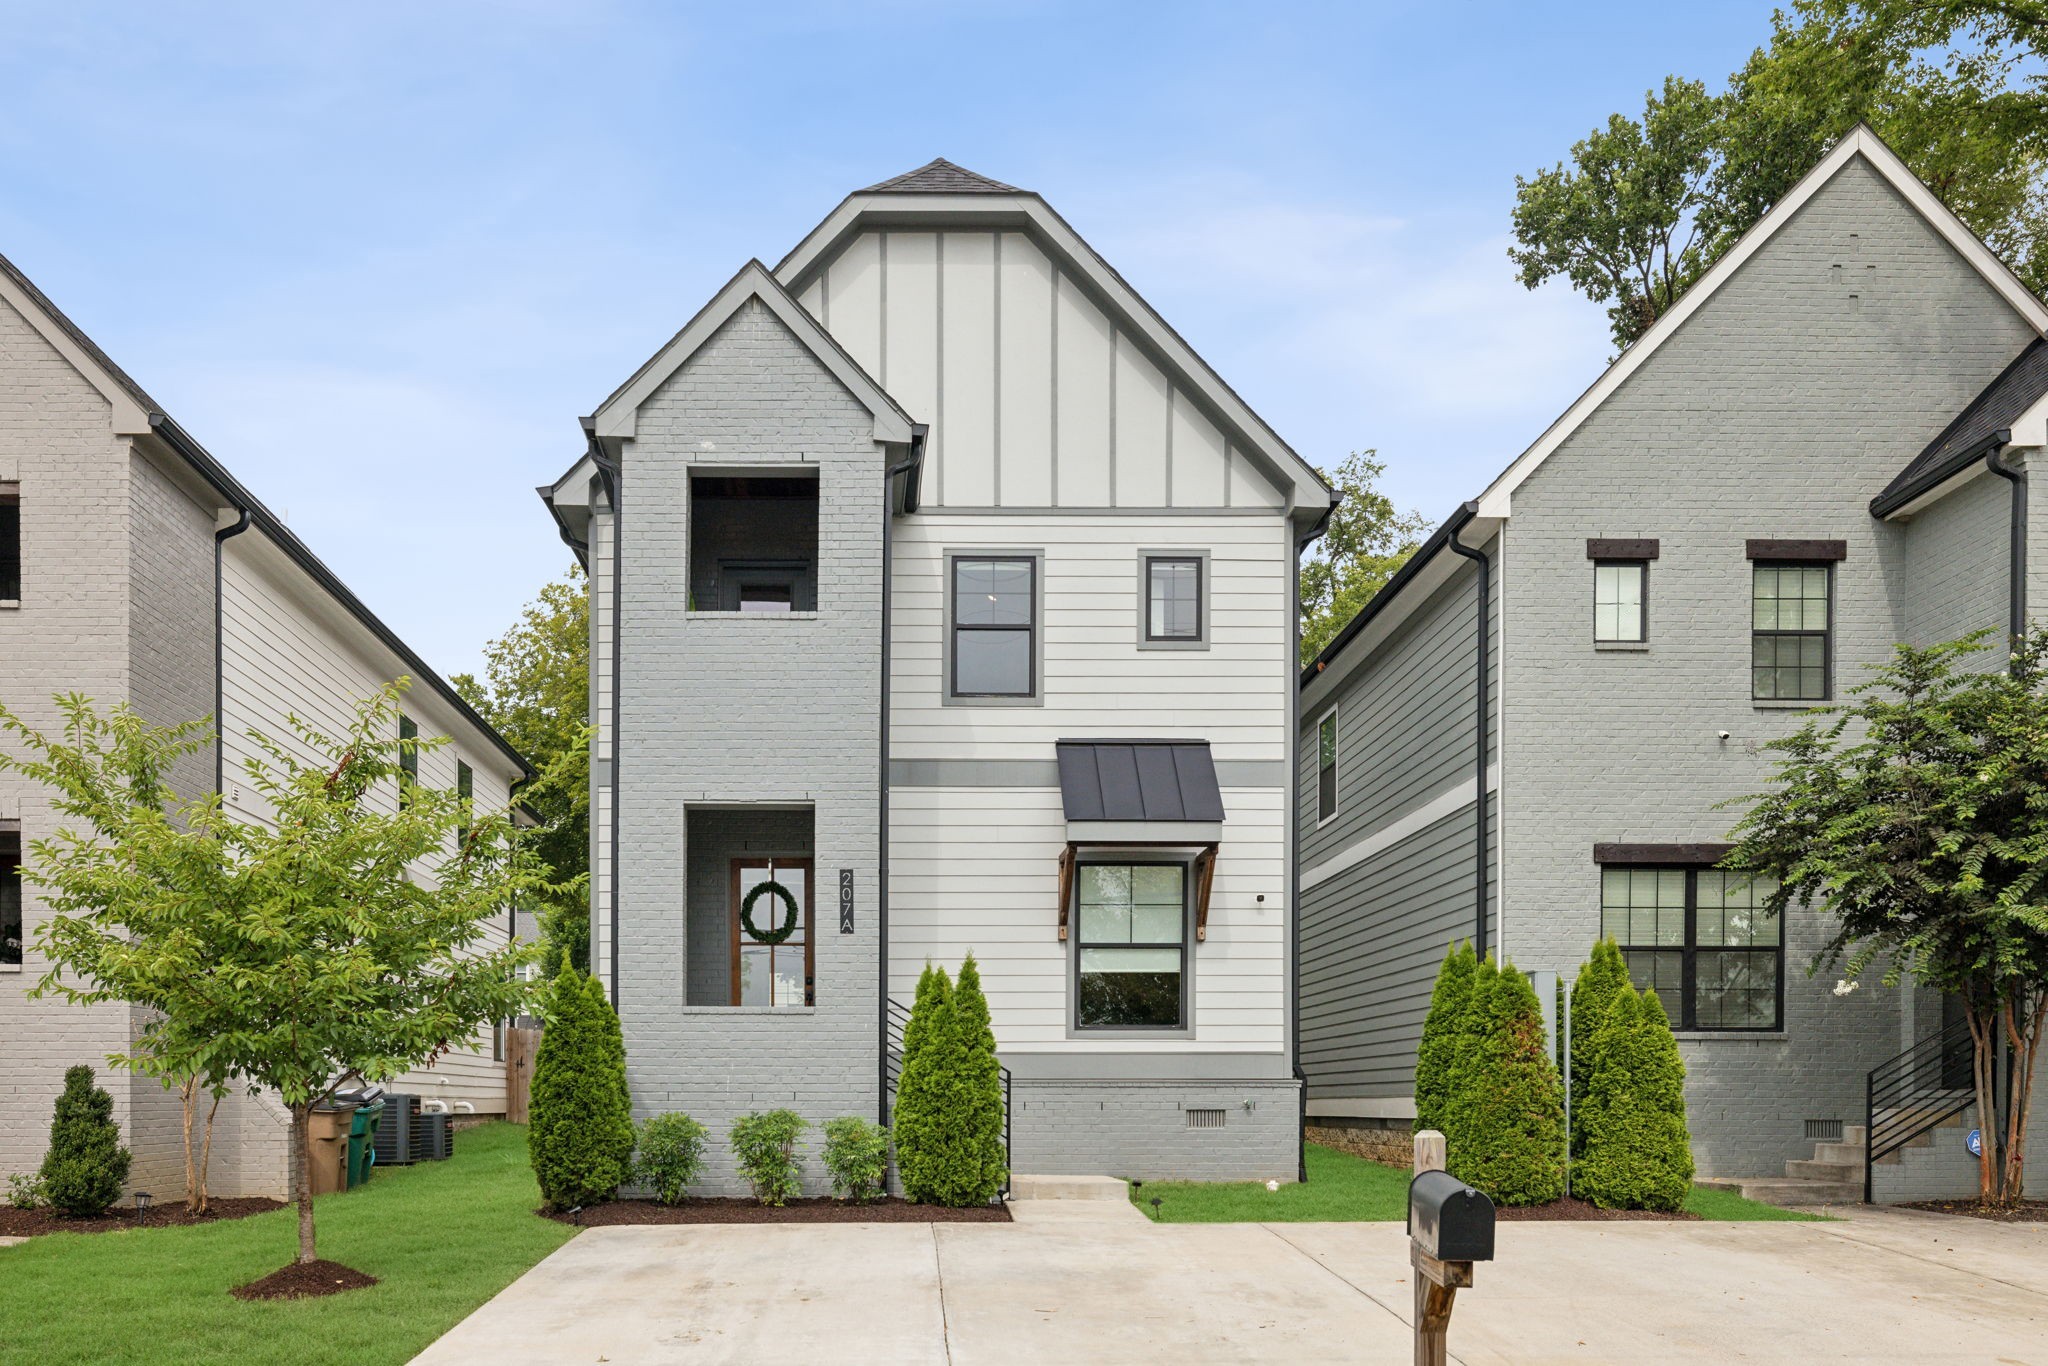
[1865,1017,1975,1202]
[886,996,1012,1200]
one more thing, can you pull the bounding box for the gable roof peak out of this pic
[861,158,1023,195]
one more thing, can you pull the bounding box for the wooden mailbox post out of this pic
[1407,1129,1493,1366]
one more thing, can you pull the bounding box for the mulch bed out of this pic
[230,1259,379,1301]
[542,1196,1012,1226]
[0,1196,283,1238]
[1493,1197,1698,1222]
[1899,1198,2048,1223]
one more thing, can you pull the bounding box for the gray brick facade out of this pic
[1010,1079,1298,1182]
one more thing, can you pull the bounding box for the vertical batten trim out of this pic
[1165,384,1176,507]
[991,231,1003,507]
[934,232,945,507]
[819,263,830,328]
[1224,443,1235,508]
[877,232,890,386]
[1049,260,1060,507]
[1108,328,1119,507]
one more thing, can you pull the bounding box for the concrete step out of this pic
[1785,1159,1860,1183]
[1009,1174,1128,1202]
[1704,1176,1862,1207]
[1812,1142,1867,1165]
[1842,1124,1867,1147]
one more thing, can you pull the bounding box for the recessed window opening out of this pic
[689,475,819,612]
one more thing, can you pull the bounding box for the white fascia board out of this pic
[775,193,1335,519]
[1474,125,2048,522]
[1877,457,1997,521]
[0,264,154,434]
[591,260,914,446]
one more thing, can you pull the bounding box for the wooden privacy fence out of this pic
[505,1026,541,1123]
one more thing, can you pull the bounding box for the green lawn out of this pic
[0,1120,574,1366]
[1132,1142,1826,1223]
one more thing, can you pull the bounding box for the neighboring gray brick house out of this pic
[0,247,529,1200]
[1297,127,2043,1201]
[543,163,1336,1192]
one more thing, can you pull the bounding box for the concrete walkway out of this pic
[412,1203,2048,1365]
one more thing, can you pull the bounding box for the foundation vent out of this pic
[1185,1108,1226,1130]
[1805,1119,1843,1142]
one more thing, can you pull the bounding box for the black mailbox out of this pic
[1407,1170,1496,1263]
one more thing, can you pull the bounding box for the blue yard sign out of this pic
[1966,1128,1983,1157]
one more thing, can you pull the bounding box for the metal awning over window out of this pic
[1055,740,1223,942]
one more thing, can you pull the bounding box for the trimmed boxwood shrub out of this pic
[821,1116,891,1203]
[1576,985,1695,1211]
[1568,939,1630,1157]
[894,957,1006,1207]
[1413,940,1476,1136]
[1446,959,1565,1205]
[529,957,635,1210]
[40,1065,130,1217]
[730,1109,808,1206]
[635,1112,709,1205]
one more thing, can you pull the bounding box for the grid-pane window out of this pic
[1145,556,1202,641]
[398,715,418,809]
[1316,711,1338,823]
[1751,565,1830,700]
[1,832,20,967]
[456,760,473,846]
[1593,562,1645,642]
[1075,863,1186,1029]
[951,557,1036,698]
[1602,866,1782,1030]
[0,485,19,601]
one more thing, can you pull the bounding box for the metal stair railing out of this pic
[1865,1017,1976,1203]
[886,996,1012,1200]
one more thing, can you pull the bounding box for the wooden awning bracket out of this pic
[1057,842,1077,942]
[1057,839,1218,944]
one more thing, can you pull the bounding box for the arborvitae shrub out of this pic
[1576,986,1695,1211]
[1447,961,1566,1205]
[1414,941,1476,1135]
[635,1113,709,1205]
[891,965,954,1203]
[1441,953,1498,1178]
[945,955,1007,1203]
[1569,939,1631,1157]
[528,958,635,1210]
[39,1065,130,1217]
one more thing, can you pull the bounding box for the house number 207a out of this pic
[839,869,855,934]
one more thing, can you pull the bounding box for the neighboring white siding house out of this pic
[548,160,1332,1187]
[0,245,530,1200]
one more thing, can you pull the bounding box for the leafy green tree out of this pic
[455,569,590,970]
[2,684,543,1264]
[529,958,635,1210]
[1576,987,1695,1211]
[1724,631,2048,1204]
[1414,941,1477,1135]
[1298,451,1429,664]
[38,1065,131,1218]
[1446,960,1567,1205]
[1568,940,1632,1157]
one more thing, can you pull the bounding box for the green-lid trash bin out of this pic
[340,1089,385,1189]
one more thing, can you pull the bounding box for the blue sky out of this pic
[0,1,1779,681]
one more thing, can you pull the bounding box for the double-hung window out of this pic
[0,483,19,602]
[1751,562,1832,700]
[1602,866,1782,1030]
[1,828,20,968]
[398,715,418,808]
[1143,554,1204,643]
[456,760,474,846]
[1315,710,1339,824]
[1074,862,1187,1030]
[949,555,1037,699]
[1593,562,1646,642]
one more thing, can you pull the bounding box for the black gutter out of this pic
[1443,504,1490,960]
[1870,426,2015,520]
[1986,441,2028,649]
[1300,508,1469,687]
[213,505,253,792]
[583,419,624,1010]
[148,414,533,781]
[879,427,926,1125]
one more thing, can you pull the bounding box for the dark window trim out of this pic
[948,553,1040,700]
[1751,560,1834,701]
[1314,706,1339,826]
[1594,842,1734,865]
[456,760,474,846]
[1142,553,1205,642]
[0,482,19,604]
[1592,559,1649,643]
[1070,856,1191,1032]
[398,714,418,808]
[1745,539,1846,563]
[1603,862,1785,1033]
[1585,538,1660,560]
[1,826,20,969]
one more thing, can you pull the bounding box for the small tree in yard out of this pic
[1568,940,1631,1157]
[1414,940,1476,1136]
[1724,633,2048,1205]
[38,1065,131,1218]
[1,685,543,1269]
[894,958,1006,1207]
[1446,960,1566,1205]
[529,958,635,1210]
[1576,987,1694,1211]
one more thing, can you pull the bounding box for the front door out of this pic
[730,858,814,1007]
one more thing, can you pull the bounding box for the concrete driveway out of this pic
[412,1203,2048,1365]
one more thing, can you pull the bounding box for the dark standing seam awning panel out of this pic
[1056,740,1225,823]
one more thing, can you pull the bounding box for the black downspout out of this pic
[1291,506,1334,1187]
[1986,442,2027,652]
[586,422,623,1010]
[213,505,253,793]
[1445,505,1490,960]
[879,430,924,1127]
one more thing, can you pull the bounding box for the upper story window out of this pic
[1751,563,1831,700]
[456,760,474,845]
[1142,554,1204,644]
[948,553,1038,701]
[1316,709,1338,824]
[1593,562,1646,642]
[688,475,819,613]
[398,714,418,808]
[1602,866,1782,1030]
[2,828,21,968]
[0,483,19,603]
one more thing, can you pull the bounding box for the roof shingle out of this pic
[1874,339,2048,514]
[861,158,1022,195]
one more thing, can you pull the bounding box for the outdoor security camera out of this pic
[1716,730,1731,741]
